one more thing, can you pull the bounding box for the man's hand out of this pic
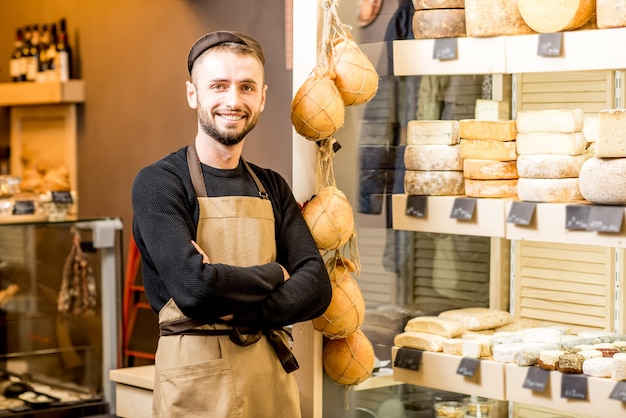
[280,264,290,282]
[191,240,233,321]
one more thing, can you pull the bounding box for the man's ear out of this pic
[186,80,198,109]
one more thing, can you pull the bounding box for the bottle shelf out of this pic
[0,80,84,106]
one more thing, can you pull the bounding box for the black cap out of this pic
[187,31,265,74]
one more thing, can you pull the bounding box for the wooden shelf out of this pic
[393,27,626,76]
[0,80,85,106]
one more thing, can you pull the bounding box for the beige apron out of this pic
[151,144,301,418]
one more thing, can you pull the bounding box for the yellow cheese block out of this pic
[463,159,518,180]
[597,0,626,29]
[516,154,589,179]
[579,157,626,204]
[465,0,535,37]
[517,177,582,203]
[475,99,511,121]
[404,144,463,171]
[459,119,517,141]
[517,0,595,33]
[459,138,517,161]
[404,170,465,195]
[595,109,626,158]
[516,132,587,156]
[407,120,460,145]
[464,178,518,198]
[412,0,465,9]
[412,9,467,39]
[583,114,600,143]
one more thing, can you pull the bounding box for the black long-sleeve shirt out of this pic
[131,146,332,329]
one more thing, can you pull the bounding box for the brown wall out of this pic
[0,0,293,253]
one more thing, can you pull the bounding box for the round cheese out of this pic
[516,132,587,156]
[583,357,613,378]
[412,0,465,9]
[517,177,582,203]
[516,108,584,133]
[597,0,626,29]
[612,353,626,381]
[463,159,518,180]
[465,178,517,198]
[465,0,536,37]
[579,157,626,204]
[460,138,517,161]
[404,144,463,171]
[404,170,465,195]
[517,0,595,33]
[459,119,517,141]
[412,9,467,39]
[516,154,589,178]
[596,108,626,158]
[407,120,460,145]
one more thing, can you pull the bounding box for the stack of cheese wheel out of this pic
[579,109,626,205]
[412,0,466,39]
[458,113,518,198]
[516,0,595,33]
[464,0,535,37]
[597,0,626,28]
[515,108,589,202]
[404,120,464,196]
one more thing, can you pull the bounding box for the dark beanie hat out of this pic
[187,31,265,74]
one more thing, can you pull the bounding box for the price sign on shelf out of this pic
[507,201,536,226]
[522,367,549,392]
[450,197,476,221]
[433,37,457,60]
[565,204,591,230]
[586,205,624,233]
[560,373,588,400]
[537,32,563,57]
[12,200,35,215]
[456,357,480,377]
[394,348,423,371]
[406,195,427,218]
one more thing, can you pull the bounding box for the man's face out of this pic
[188,50,266,146]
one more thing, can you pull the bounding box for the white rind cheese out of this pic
[475,99,511,121]
[597,0,626,29]
[579,157,626,204]
[516,132,587,155]
[516,108,584,133]
[412,8,467,39]
[407,120,460,145]
[517,0,595,33]
[516,154,589,178]
[460,139,517,161]
[583,114,600,143]
[517,177,583,203]
[583,357,613,378]
[404,170,465,196]
[464,159,518,180]
[465,0,536,37]
[405,144,463,171]
[465,178,518,198]
[459,119,517,141]
[595,109,626,158]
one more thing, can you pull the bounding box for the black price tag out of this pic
[586,205,624,233]
[561,374,588,400]
[12,200,35,215]
[393,348,423,371]
[523,367,550,392]
[456,357,480,377]
[433,38,457,60]
[406,195,427,218]
[51,191,74,204]
[507,201,536,226]
[537,32,563,57]
[609,381,626,401]
[450,197,476,221]
[565,205,591,230]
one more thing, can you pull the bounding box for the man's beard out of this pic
[199,108,259,146]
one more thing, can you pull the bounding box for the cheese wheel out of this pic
[404,316,466,338]
[459,138,517,161]
[583,357,613,377]
[412,0,465,9]
[412,9,467,39]
[493,342,537,363]
[404,144,463,171]
[407,120,460,145]
[463,159,518,180]
[517,177,582,203]
[516,132,587,156]
[465,178,518,198]
[394,331,446,352]
[596,109,626,158]
[516,108,584,133]
[612,353,626,381]
[579,157,626,204]
[583,114,600,143]
[538,349,565,371]
[404,170,465,195]
[475,99,511,121]
[516,154,589,178]
[465,0,535,37]
[459,119,517,141]
[517,0,595,33]
[597,0,626,29]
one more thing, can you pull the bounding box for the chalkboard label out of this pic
[394,348,423,371]
[565,205,591,230]
[450,197,476,221]
[456,357,480,377]
[523,367,549,392]
[507,201,536,226]
[51,191,74,204]
[406,195,427,218]
[12,200,35,215]
[586,205,624,233]
[609,381,626,402]
[433,38,457,60]
[537,32,563,57]
[561,374,588,400]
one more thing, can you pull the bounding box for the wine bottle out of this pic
[56,18,72,82]
[9,28,25,82]
[25,24,39,82]
[36,24,49,82]
[47,23,58,81]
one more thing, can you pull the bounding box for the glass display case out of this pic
[0,218,123,417]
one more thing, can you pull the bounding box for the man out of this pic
[131,30,332,418]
